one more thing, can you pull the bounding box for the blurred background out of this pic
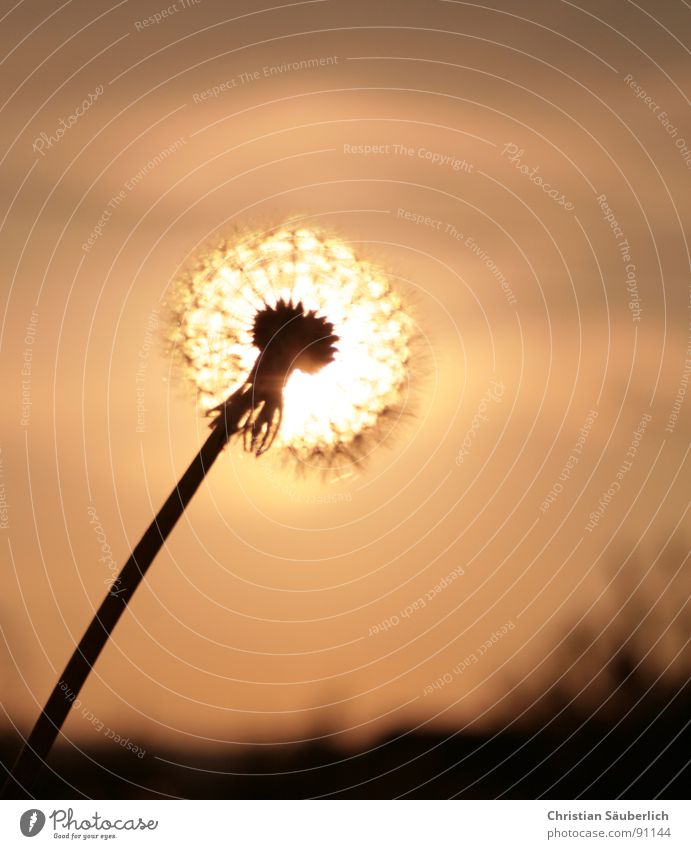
[0,0,689,797]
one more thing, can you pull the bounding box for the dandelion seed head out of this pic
[170,223,414,464]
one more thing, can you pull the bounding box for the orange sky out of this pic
[0,0,689,757]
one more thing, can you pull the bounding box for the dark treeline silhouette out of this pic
[4,539,688,798]
[2,679,688,799]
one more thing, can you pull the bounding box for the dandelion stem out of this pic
[3,412,238,798]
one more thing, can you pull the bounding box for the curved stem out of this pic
[3,414,237,799]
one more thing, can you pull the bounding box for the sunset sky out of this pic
[1,0,688,765]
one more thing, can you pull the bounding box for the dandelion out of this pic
[171,223,414,467]
[4,222,414,797]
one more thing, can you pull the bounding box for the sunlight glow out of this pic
[171,224,414,460]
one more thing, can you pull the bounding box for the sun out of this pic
[170,222,414,465]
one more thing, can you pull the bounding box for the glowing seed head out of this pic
[170,223,415,465]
